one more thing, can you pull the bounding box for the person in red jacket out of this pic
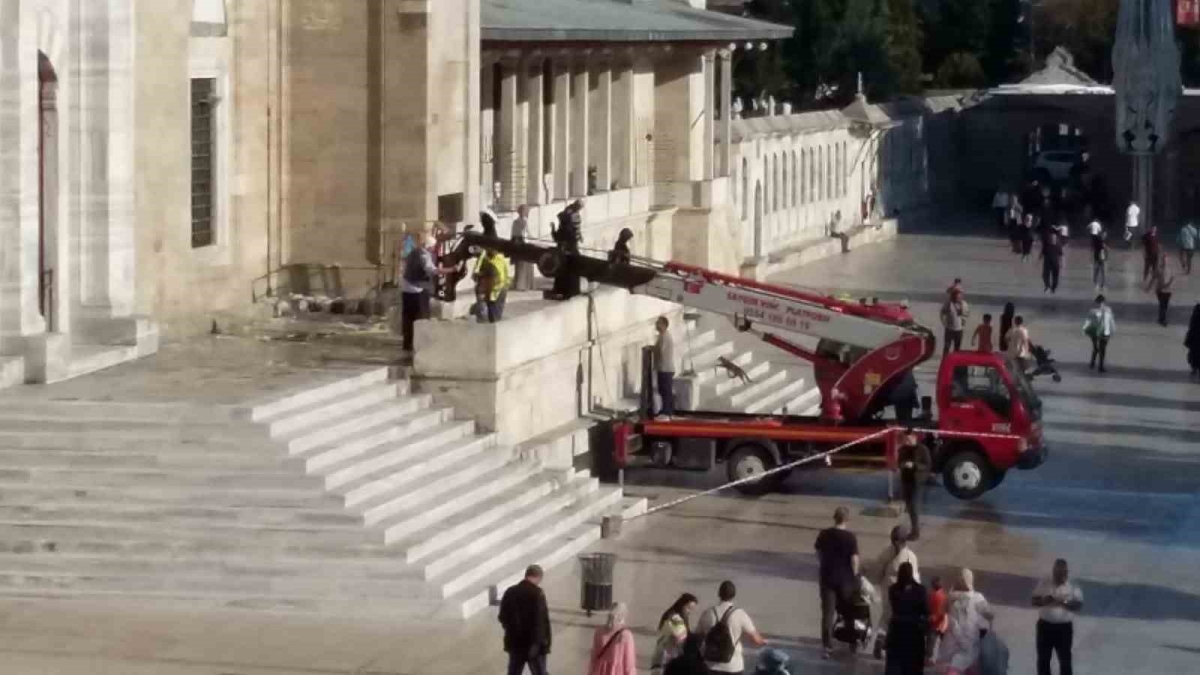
[1142,224,1161,282]
[926,577,949,666]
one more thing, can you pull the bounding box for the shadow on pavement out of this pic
[1040,389,1200,414]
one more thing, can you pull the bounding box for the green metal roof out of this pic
[482,0,794,43]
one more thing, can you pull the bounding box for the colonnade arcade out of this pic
[479,42,751,216]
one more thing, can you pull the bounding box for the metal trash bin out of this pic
[578,552,616,616]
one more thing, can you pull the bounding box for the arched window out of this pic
[773,154,780,212]
[764,157,770,212]
[800,150,806,205]
[792,151,798,208]
[841,142,848,197]
[809,147,816,203]
[825,145,832,201]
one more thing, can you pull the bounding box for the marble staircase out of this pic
[0,367,643,619]
[676,318,822,416]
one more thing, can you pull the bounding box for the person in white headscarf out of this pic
[936,568,994,675]
[589,602,636,675]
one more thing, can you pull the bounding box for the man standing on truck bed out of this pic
[814,507,860,660]
[654,316,677,418]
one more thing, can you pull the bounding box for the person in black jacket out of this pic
[499,565,552,675]
[897,430,932,540]
[884,562,928,675]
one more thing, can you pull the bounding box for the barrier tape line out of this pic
[633,428,894,520]
[628,424,1035,520]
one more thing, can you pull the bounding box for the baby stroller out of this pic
[833,576,876,653]
[1028,344,1063,382]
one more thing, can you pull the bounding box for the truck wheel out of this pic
[537,250,564,277]
[990,469,1008,489]
[728,444,779,496]
[942,449,994,500]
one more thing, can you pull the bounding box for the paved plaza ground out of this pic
[0,211,1197,674]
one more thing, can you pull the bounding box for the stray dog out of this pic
[716,355,752,385]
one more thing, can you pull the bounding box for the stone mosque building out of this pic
[0,0,955,392]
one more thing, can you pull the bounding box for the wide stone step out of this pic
[418,474,599,581]
[266,381,409,439]
[435,487,622,598]
[0,521,397,558]
[299,407,456,473]
[372,461,544,541]
[0,551,416,582]
[726,368,791,409]
[0,401,244,424]
[283,394,434,456]
[248,367,392,422]
[323,423,486,492]
[0,428,278,452]
[774,387,823,416]
[683,339,734,373]
[482,522,604,614]
[0,482,340,510]
[0,466,323,492]
[0,447,289,471]
[398,471,563,563]
[710,359,772,396]
[356,450,521,524]
[743,375,808,414]
[0,502,360,530]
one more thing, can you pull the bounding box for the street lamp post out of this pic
[1112,0,1182,230]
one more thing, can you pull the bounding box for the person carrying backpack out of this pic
[696,580,766,673]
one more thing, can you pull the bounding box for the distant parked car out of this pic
[1031,150,1084,183]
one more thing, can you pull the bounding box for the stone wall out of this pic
[133,0,274,339]
[413,288,680,448]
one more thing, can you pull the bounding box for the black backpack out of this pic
[403,248,430,284]
[702,606,737,663]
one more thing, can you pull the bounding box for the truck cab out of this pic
[934,351,1046,499]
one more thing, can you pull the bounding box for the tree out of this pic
[921,0,996,78]
[934,51,987,88]
[982,0,1023,83]
[885,0,926,94]
[1032,0,1119,82]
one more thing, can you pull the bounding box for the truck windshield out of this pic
[1006,356,1043,421]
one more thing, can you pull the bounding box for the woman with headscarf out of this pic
[937,568,995,675]
[590,602,637,675]
[652,593,698,674]
[885,561,928,675]
[1186,304,1200,377]
[998,303,1016,353]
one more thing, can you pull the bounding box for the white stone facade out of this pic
[729,99,947,265]
[0,0,157,388]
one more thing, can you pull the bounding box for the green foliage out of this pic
[934,51,987,88]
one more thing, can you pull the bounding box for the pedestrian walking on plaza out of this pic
[654,316,678,417]
[1145,255,1175,326]
[652,593,698,675]
[971,314,994,353]
[1187,304,1200,377]
[1033,559,1084,675]
[1006,316,1032,373]
[992,187,1011,234]
[926,577,949,667]
[1008,200,1024,253]
[936,568,995,675]
[815,507,861,659]
[897,431,932,539]
[510,204,536,291]
[1084,295,1115,373]
[1040,226,1064,294]
[884,562,929,675]
[1124,201,1140,243]
[1021,214,1036,261]
[998,303,1016,353]
[1087,216,1104,253]
[1092,231,1109,291]
[697,580,766,673]
[400,233,446,354]
[1179,220,1198,274]
[872,525,921,659]
[940,291,969,357]
[589,602,636,675]
[498,565,552,675]
[1142,224,1162,281]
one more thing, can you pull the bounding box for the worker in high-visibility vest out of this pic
[473,248,512,323]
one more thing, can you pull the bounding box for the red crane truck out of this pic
[439,233,1046,500]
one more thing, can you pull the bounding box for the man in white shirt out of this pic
[1124,201,1139,241]
[654,316,677,417]
[1032,558,1083,675]
[696,580,766,673]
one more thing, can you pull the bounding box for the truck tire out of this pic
[942,449,994,500]
[728,444,779,496]
[990,468,1008,489]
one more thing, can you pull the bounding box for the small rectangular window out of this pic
[191,78,217,248]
